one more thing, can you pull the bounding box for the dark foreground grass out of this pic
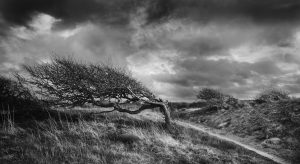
[0,109,276,164]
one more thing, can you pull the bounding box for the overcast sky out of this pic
[1,0,300,101]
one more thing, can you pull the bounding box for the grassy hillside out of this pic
[1,108,276,164]
[175,99,300,163]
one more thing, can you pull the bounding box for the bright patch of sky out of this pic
[11,13,81,40]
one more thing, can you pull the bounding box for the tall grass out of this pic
[0,104,16,133]
[1,111,276,164]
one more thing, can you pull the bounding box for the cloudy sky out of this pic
[1,0,300,101]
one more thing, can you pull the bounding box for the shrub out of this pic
[197,88,224,101]
[0,76,40,111]
[196,88,227,108]
[256,88,290,103]
[196,88,241,109]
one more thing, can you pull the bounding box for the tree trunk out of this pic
[158,103,171,126]
[96,101,172,127]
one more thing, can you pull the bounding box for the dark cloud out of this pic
[0,0,137,28]
[170,0,300,24]
[1,0,300,29]
[152,59,247,88]
[274,53,300,64]
[150,56,289,98]
[171,36,225,57]
[0,15,9,37]
[0,0,174,30]
[241,0,300,23]
[251,60,283,75]
[132,20,299,59]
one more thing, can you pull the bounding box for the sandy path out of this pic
[175,120,291,164]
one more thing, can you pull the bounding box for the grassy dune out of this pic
[174,99,300,163]
[0,109,276,164]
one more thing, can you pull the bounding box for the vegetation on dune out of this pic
[0,111,276,164]
[1,56,299,163]
[174,88,300,163]
[196,88,241,110]
[196,88,225,102]
[255,88,290,103]
[0,76,41,112]
[17,57,171,126]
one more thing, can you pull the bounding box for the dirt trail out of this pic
[175,120,291,164]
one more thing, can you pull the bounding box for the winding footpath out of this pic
[175,120,291,164]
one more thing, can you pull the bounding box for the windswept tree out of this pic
[18,57,171,126]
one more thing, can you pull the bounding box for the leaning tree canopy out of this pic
[21,57,155,107]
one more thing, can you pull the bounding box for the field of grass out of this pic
[0,108,277,164]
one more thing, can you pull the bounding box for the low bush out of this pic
[196,88,240,109]
[197,88,224,101]
[0,76,41,111]
[256,88,290,103]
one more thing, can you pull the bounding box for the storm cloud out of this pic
[1,0,300,100]
[1,0,300,28]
